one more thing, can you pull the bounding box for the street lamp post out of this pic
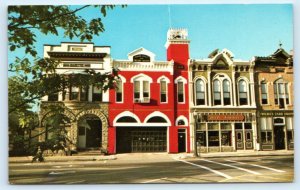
[193,114,199,157]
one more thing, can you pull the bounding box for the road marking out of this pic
[226,160,286,173]
[174,159,232,179]
[201,159,261,175]
[49,171,76,175]
[141,177,168,183]
[67,180,86,184]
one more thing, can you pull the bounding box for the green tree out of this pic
[8,5,124,154]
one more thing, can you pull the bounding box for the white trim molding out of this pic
[175,115,188,126]
[144,111,171,126]
[113,111,141,126]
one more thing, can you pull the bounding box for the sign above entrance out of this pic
[207,114,245,121]
[260,111,294,117]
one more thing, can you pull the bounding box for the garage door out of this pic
[116,127,167,153]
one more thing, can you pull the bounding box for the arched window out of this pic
[213,80,221,105]
[177,120,185,125]
[131,74,152,103]
[195,79,205,105]
[238,80,248,105]
[223,79,231,105]
[116,80,123,102]
[160,80,167,103]
[274,79,289,108]
[147,116,167,123]
[116,116,138,123]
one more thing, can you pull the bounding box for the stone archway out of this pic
[76,109,108,150]
[39,109,76,143]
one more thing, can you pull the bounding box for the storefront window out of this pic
[221,123,232,146]
[221,131,231,146]
[196,132,207,146]
[260,117,273,143]
[287,117,294,143]
[208,131,219,146]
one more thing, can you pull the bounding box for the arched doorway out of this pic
[77,114,102,149]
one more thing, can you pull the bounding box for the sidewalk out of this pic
[174,150,294,159]
[9,150,294,163]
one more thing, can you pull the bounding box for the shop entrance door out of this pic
[245,131,253,149]
[178,129,186,152]
[274,125,285,150]
[235,130,244,150]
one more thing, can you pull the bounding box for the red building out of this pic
[108,29,190,154]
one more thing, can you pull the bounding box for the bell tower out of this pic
[165,28,190,69]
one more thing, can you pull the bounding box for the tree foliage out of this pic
[8,5,125,154]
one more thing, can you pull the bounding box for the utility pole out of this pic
[193,114,199,157]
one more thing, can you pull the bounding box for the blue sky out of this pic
[8,4,293,64]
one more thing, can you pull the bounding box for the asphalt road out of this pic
[9,154,294,184]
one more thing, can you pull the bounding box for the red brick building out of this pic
[107,29,191,154]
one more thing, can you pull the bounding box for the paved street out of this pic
[9,154,293,184]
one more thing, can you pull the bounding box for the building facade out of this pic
[254,47,294,151]
[40,42,111,152]
[189,49,257,153]
[108,29,191,154]
[38,29,294,155]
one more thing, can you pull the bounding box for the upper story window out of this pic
[70,86,79,100]
[223,79,231,105]
[195,79,206,105]
[131,74,152,103]
[212,75,232,106]
[174,76,187,104]
[92,86,102,102]
[48,92,59,101]
[116,80,123,102]
[157,76,170,104]
[80,86,88,101]
[274,79,290,108]
[177,81,184,103]
[160,80,167,103]
[70,86,88,101]
[213,80,221,105]
[238,79,249,105]
[261,82,268,105]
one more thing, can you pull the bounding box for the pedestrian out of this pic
[32,146,44,163]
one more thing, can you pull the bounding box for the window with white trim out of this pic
[116,80,123,102]
[261,82,268,105]
[260,117,273,143]
[92,86,102,102]
[195,79,205,105]
[160,80,167,103]
[223,79,231,105]
[213,79,221,105]
[177,81,184,103]
[134,80,150,103]
[274,79,289,108]
[238,79,248,105]
[70,86,79,100]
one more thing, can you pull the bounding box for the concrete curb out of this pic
[9,155,117,163]
[174,153,294,160]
